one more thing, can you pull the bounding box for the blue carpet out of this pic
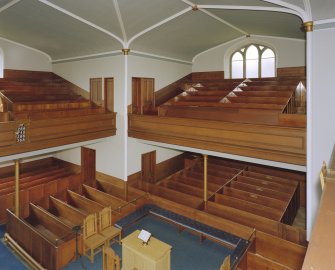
[0,224,29,270]
[1,215,234,270]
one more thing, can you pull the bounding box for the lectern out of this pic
[122,230,172,270]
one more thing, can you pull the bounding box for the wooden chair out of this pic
[99,207,122,246]
[83,213,106,263]
[219,255,230,270]
[102,246,120,270]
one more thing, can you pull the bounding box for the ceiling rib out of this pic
[260,0,308,20]
[37,0,125,46]
[0,0,21,14]
[126,7,192,47]
[180,0,249,36]
[52,50,121,63]
[200,9,248,35]
[113,0,127,42]
[302,0,312,21]
[132,50,192,65]
[198,5,304,21]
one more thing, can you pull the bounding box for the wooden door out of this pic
[81,147,96,187]
[104,77,114,112]
[141,151,156,183]
[132,77,155,114]
[141,78,155,114]
[90,78,102,106]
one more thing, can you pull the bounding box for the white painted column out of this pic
[123,49,129,181]
[305,21,313,240]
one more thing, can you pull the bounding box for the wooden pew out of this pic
[47,196,86,228]
[214,193,282,221]
[147,183,203,208]
[6,205,76,270]
[184,170,232,185]
[82,184,136,223]
[173,174,221,192]
[241,231,306,270]
[222,186,287,211]
[65,190,105,215]
[160,180,212,198]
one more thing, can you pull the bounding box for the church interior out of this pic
[0,0,335,269]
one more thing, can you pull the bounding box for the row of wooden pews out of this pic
[157,76,305,126]
[5,177,148,270]
[0,158,81,224]
[132,155,306,269]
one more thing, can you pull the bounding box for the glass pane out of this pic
[246,45,259,60]
[259,46,264,50]
[246,59,258,78]
[232,52,243,61]
[262,48,275,59]
[232,60,243,79]
[261,58,275,77]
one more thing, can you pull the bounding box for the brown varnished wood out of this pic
[128,114,306,165]
[81,147,96,187]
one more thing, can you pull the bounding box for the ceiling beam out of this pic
[113,0,127,42]
[180,0,249,36]
[37,0,125,46]
[200,9,249,35]
[198,5,305,22]
[302,0,312,21]
[260,0,308,21]
[0,0,21,14]
[127,7,192,47]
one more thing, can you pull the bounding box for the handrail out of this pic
[282,92,296,114]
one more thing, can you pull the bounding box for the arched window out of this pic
[231,44,275,79]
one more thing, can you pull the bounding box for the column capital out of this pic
[122,48,130,55]
[192,5,198,11]
[303,21,314,32]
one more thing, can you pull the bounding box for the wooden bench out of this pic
[65,190,105,215]
[240,231,306,270]
[214,193,282,221]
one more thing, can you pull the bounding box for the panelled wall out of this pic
[53,54,191,179]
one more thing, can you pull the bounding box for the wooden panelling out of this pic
[6,208,76,270]
[104,77,114,112]
[277,67,306,77]
[155,153,186,181]
[128,114,306,165]
[141,151,156,183]
[3,69,54,80]
[191,71,225,81]
[154,73,191,106]
[90,78,102,106]
[81,147,96,187]
[132,77,155,114]
[0,112,116,157]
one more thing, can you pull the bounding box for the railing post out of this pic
[15,159,20,216]
[203,154,208,207]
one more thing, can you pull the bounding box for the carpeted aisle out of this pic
[0,224,29,270]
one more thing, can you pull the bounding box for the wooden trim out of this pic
[0,113,116,157]
[191,71,225,81]
[104,77,114,112]
[129,114,306,165]
[277,67,306,77]
[155,73,192,107]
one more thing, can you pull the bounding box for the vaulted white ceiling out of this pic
[0,0,333,62]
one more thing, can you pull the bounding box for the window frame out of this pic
[230,44,276,79]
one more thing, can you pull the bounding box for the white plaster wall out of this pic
[53,55,126,179]
[127,55,191,175]
[192,35,305,77]
[0,37,51,72]
[307,27,335,238]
